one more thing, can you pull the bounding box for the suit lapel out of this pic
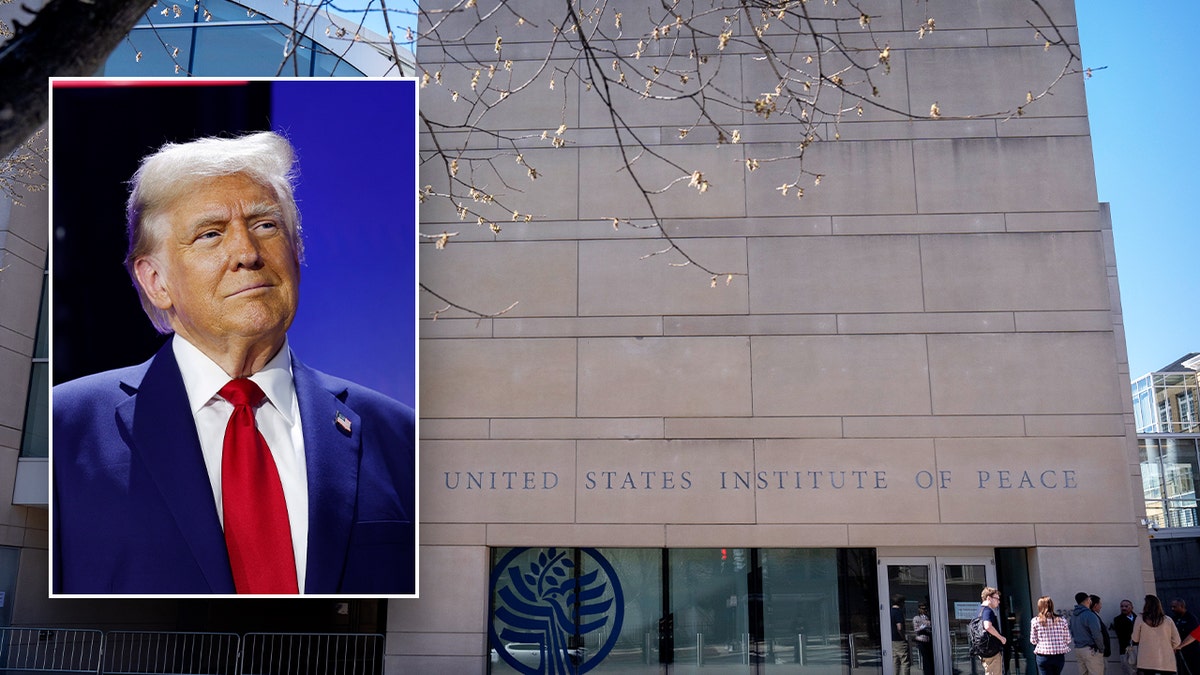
[119,342,234,592]
[293,356,361,594]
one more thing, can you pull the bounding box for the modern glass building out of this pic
[0,138,49,630]
[1133,357,1200,618]
[1132,354,1200,433]
[1140,436,1199,530]
[96,0,412,77]
[1132,355,1200,527]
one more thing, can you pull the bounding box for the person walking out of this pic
[1030,596,1073,675]
[1132,595,1181,675]
[977,587,1008,675]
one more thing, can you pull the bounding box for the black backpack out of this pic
[969,608,1002,657]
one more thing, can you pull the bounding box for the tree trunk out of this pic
[0,0,153,156]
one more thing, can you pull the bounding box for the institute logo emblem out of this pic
[489,547,624,674]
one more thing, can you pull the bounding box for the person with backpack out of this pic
[973,587,1008,675]
[1072,592,1107,675]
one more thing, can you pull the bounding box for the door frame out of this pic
[878,555,997,675]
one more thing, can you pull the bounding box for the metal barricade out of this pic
[103,632,240,675]
[0,627,103,673]
[240,634,383,675]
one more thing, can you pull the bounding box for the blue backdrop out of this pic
[51,79,417,407]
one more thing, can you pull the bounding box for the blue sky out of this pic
[1076,3,1200,378]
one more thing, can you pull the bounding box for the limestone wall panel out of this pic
[849,523,1036,547]
[927,333,1124,415]
[751,335,931,416]
[665,314,837,337]
[910,0,1076,32]
[913,137,1098,213]
[666,524,850,548]
[579,54,745,128]
[419,147,580,225]
[419,241,578,319]
[578,337,752,417]
[838,312,1015,335]
[748,235,924,314]
[388,545,489,633]
[905,46,1086,118]
[745,140,918,217]
[578,238,748,316]
[578,144,747,220]
[486,524,667,548]
[832,213,1005,236]
[921,232,1110,311]
[419,338,577,418]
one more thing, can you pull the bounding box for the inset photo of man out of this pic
[49,79,418,596]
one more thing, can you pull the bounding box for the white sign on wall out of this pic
[955,602,979,620]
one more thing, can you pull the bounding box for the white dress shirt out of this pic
[172,335,309,592]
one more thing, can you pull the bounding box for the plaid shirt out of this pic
[1030,616,1073,655]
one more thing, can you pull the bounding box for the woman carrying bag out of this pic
[1132,595,1182,675]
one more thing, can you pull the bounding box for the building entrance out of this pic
[877,557,996,675]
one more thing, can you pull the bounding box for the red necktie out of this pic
[219,378,298,594]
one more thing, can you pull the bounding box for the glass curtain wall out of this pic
[489,547,879,675]
[1133,372,1200,434]
[19,273,47,457]
[99,0,366,77]
[1140,437,1200,529]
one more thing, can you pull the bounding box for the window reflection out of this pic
[1133,365,1200,433]
[590,548,663,673]
[99,0,367,77]
[761,549,845,671]
[19,276,47,458]
[670,548,752,672]
[489,547,880,674]
[1138,437,1200,529]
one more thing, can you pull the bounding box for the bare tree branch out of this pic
[416,0,1084,308]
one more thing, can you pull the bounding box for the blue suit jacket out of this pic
[52,341,415,595]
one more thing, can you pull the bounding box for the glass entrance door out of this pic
[940,562,995,675]
[878,557,996,675]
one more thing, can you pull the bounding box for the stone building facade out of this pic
[398,0,1150,673]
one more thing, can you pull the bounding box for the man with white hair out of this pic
[52,132,415,595]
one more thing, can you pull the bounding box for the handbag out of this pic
[1123,644,1137,671]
